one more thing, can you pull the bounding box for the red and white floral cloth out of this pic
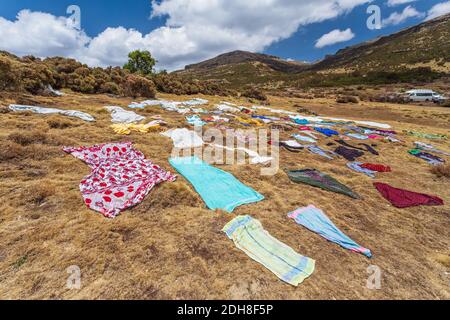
[63,142,176,218]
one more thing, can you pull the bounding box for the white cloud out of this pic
[0,10,89,57]
[382,5,424,27]
[0,1,373,70]
[425,1,450,21]
[386,0,418,7]
[315,28,355,48]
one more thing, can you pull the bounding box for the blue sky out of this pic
[0,0,448,70]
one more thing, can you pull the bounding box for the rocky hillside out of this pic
[178,14,450,88]
[311,13,450,73]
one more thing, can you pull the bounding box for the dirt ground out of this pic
[0,90,449,300]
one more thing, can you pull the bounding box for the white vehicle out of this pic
[405,89,435,102]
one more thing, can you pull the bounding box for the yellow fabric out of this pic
[111,123,161,135]
[235,117,263,126]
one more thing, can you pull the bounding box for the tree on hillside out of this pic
[123,50,156,76]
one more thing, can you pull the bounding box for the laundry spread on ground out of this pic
[373,182,444,208]
[335,146,365,161]
[8,104,95,122]
[169,157,264,212]
[306,145,336,160]
[223,215,315,286]
[314,127,339,137]
[360,163,391,172]
[210,144,273,165]
[287,169,360,199]
[345,133,369,140]
[292,134,316,143]
[408,149,445,166]
[288,205,372,258]
[405,131,448,140]
[111,120,164,135]
[63,142,176,218]
[414,142,450,156]
[105,106,145,124]
[186,115,206,127]
[161,128,204,149]
[347,162,376,178]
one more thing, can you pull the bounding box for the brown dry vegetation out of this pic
[0,90,449,300]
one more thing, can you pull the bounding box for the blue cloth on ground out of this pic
[347,162,376,178]
[314,127,339,137]
[288,205,372,258]
[345,133,369,140]
[186,115,206,126]
[169,156,264,212]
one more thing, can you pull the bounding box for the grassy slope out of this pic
[0,91,449,299]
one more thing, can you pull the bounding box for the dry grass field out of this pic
[0,90,449,299]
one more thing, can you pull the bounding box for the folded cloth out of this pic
[169,157,264,212]
[9,104,95,122]
[347,162,376,178]
[63,142,176,218]
[360,163,391,172]
[223,215,315,286]
[287,169,360,199]
[161,128,204,149]
[288,205,372,258]
[105,106,145,124]
[373,182,444,208]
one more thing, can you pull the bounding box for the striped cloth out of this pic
[223,215,315,286]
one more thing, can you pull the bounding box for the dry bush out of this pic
[7,131,75,147]
[46,117,78,129]
[0,141,24,161]
[8,132,48,146]
[336,95,359,104]
[431,164,450,178]
[122,74,157,98]
[242,87,268,101]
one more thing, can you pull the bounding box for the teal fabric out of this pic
[169,156,264,212]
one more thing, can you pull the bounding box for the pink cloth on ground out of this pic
[63,142,176,218]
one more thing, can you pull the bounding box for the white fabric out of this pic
[211,144,273,165]
[47,85,64,96]
[105,106,145,124]
[216,104,241,113]
[182,98,209,106]
[283,140,304,148]
[161,128,204,149]
[8,104,95,122]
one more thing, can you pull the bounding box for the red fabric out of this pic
[373,183,444,208]
[361,163,392,172]
[299,126,312,131]
[64,142,176,218]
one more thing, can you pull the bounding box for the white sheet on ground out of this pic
[211,144,273,165]
[105,106,145,124]
[161,128,204,149]
[8,104,95,122]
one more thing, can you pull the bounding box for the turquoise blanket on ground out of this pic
[288,205,372,258]
[169,156,264,212]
